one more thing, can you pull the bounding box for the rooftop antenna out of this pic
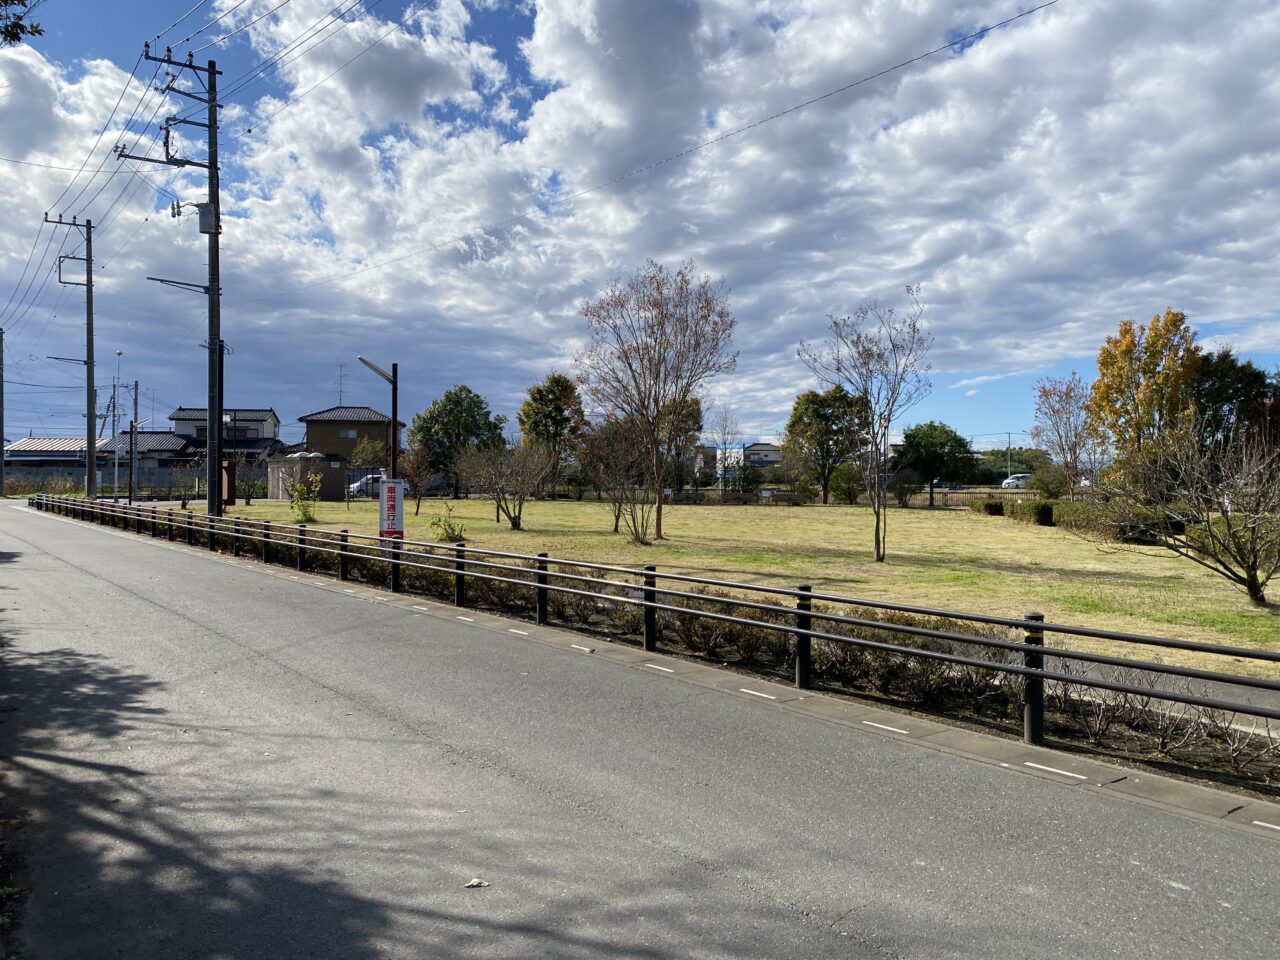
[336,363,347,404]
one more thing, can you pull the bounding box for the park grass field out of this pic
[216,496,1280,663]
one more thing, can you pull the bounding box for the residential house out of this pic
[170,407,281,442]
[297,405,402,462]
[2,437,97,470]
[98,430,195,470]
[742,441,783,467]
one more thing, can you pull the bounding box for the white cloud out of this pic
[3,0,1279,442]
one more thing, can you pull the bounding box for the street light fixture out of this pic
[356,356,398,480]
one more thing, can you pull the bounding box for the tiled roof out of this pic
[4,437,89,454]
[169,407,279,422]
[298,405,392,423]
[98,431,193,455]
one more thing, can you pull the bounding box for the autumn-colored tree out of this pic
[517,372,586,497]
[781,386,867,504]
[400,443,434,515]
[455,439,554,531]
[577,259,737,539]
[1030,372,1104,500]
[1087,309,1199,459]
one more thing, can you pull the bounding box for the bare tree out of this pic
[707,402,742,491]
[1030,372,1105,500]
[578,418,654,543]
[455,440,554,531]
[577,259,737,539]
[1090,417,1280,605]
[799,286,932,561]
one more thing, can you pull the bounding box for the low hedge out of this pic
[970,499,1004,516]
[1007,499,1055,526]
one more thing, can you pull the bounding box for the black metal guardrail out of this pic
[30,494,1280,744]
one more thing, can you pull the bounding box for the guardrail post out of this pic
[186,511,194,546]
[338,530,350,581]
[1023,611,1045,746]
[296,525,307,571]
[232,518,241,556]
[390,539,402,593]
[643,565,657,652]
[535,552,549,625]
[453,542,467,607]
[207,515,216,551]
[167,510,175,541]
[262,520,271,562]
[795,584,813,689]
[151,506,158,537]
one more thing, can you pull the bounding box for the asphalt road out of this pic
[1,501,1276,960]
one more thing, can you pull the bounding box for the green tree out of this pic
[348,435,387,472]
[780,386,866,504]
[1087,308,1199,459]
[1,1,43,45]
[408,385,506,497]
[830,462,863,504]
[1188,348,1271,448]
[661,397,704,492]
[899,421,975,507]
[517,372,586,497]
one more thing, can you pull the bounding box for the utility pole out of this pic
[0,327,5,497]
[43,214,96,497]
[121,45,221,516]
[1007,431,1012,478]
[129,379,139,504]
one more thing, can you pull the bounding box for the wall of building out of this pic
[304,421,389,461]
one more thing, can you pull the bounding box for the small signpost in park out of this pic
[380,479,407,539]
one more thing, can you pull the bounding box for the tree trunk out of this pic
[651,445,665,540]
[1246,569,1267,605]
[928,480,935,508]
[820,476,829,505]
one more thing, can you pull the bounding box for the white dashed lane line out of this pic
[570,644,594,653]
[1253,820,1280,832]
[739,688,777,700]
[508,629,529,636]
[1024,761,1088,781]
[645,664,675,673]
[456,616,475,622]
[861,720,909,735]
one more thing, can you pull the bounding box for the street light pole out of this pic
[356,356,398,480]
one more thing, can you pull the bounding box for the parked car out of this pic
[348,474,384,497]
[1001,474,1032,489]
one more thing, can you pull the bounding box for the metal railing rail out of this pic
[31,494,1280,737]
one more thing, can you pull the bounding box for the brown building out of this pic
[297,405,402,461]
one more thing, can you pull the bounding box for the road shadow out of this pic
[0,616,398,960]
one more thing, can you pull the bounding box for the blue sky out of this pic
[3,0,1278,451]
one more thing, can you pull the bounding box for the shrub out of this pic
[887,469,924,507]
[970,499,1004,516]
[1008,499,1055,526]
[1051,500,1101,534]
[1030,464,1069,499]
[283,471,322,523]
[427,503,467,542]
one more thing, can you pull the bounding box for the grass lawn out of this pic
[214,497,1280,663]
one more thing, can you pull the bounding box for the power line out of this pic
[244,1,1058,304]
[235,0,435,140]
[151,0,211,42]
[173,0,253,48]
[190,0,295,54]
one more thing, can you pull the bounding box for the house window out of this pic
[338,428,358,439]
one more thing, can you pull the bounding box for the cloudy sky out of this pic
[2,0,1278,450]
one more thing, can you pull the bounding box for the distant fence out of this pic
[31,494,1280,755]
